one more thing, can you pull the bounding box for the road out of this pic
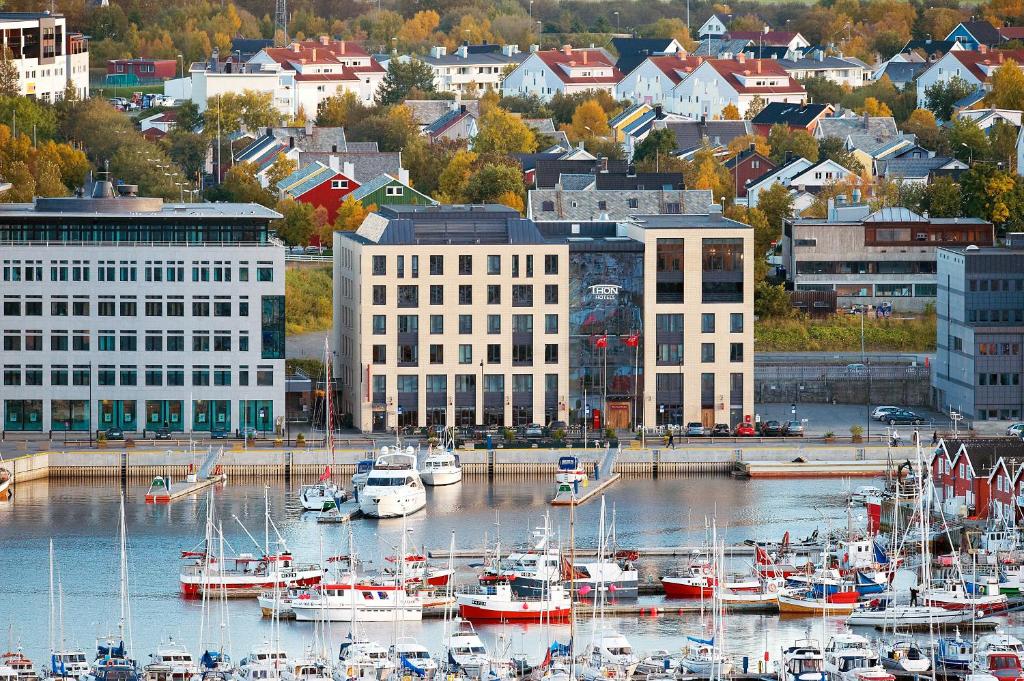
[757,352,934,365]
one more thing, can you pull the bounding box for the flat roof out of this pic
[0,200,281,221]
[631,213,749,229]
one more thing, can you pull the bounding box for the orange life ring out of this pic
[767,582,778,593]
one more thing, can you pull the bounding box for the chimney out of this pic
[756,59,762,73]
[600,156,609,172]
[460,104,467,113]
[319,35,329,45]
[290,42,300,53]
[582,50,588,64]
[979,44,988,54]
[343,161,355,179]
[562,44,572,56]
[700,113,707,125]
[999,51,1005,63]
[289,136,295,148]
[863,110,869,128]
[210,46,219,71]
[398,168,410,185]
[431,46,446,58]
[737,52,746,64]
[654,104,663,117]
[785,150,794,163]
[457,45,468,58]
[305,120,313,136]
[328,156,340,172]
[676,48,687,60]
[749,142,756,153]
[311,48,317,61]
[337,40,346,54]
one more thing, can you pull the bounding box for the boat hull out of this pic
[180,570,322,598]
[457,602,571,621]
[777,592,859,615]
[292,604,422,621]
[420,470,462,486]
[358,491,426,518]
[923,594,1007,613]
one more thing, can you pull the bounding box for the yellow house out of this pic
[609,103,653,143]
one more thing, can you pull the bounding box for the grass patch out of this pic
[286,266,332,336]
[755,313,936,352]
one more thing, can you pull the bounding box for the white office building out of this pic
[0,12,89,102]
[0,183,285,436]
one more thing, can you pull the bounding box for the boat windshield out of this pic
[791,660,824,673]
[839,657,872,672]
[607,647,632,656]
[454,647,486,655]
[400,652,431,660]
[365,477,413,487]
[990,655,1021,671]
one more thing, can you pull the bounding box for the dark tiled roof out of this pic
[878,60,928,84]
[901,39,958,56]
[956,21,1003,46]
[659,120,752,152]
[594,172,684,190]
[534,158,628,188]
[946,438,1024,477]
[612,37,679,73]
[752,102,830,128]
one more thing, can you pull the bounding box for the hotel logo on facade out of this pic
[588,284,621,301]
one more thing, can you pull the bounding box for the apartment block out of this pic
[0,12,89,101]
[0,183,284,435]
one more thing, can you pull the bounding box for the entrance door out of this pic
[607,402,631,430]
[701,408,715,428]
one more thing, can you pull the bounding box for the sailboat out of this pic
[47,542,90,681]
[299,342,349,512]
[196,497,235,677]
[89,494,140,681]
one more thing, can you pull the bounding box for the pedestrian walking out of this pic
[932,430,939,445]
[909,586,919,607]
[667,431,675,449]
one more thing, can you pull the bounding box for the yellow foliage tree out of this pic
[563,99,610,142]
[721,103,741,120]
[986,59,1024,110]
[266,153,298,190]
[398,10,441,46]
[494,191,524,213]
[684,144,733,203]
[331,196,374,235]
[859,97,893,117]
[727,134,771,158]
[474,108,537,154]
[436,150,478,203]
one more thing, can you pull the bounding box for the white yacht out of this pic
[281,658,332,681]
[290,580,423,622]
[298,481,342,512]
[142,638,198,681]
[48,650,91,681]
[357,450,426,518]
[238,643,288,681]
[337,639,393,681]
[824,634,893,681]
[679,637,733,677]
[778,640,826,681]
[419,451,462,486]
[443,622,492,678]
[388,640,437,680]
[580,631,638,681]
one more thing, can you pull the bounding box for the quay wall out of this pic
[4,443,900,482]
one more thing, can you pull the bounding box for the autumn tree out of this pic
[683,144,733,203]
[756,182,794,255]
[333,196,373,234]
[859,97,893,117]
[0,48,19,97]
[165,130,208,181]
[721,103,741,120]
[563,99,610,141]
[923,176,963,217]
[348,105,421,152]
[986,59,1024,110]
[465,163,525,210]
[274,198,317,246]
[266,153,298,190]
[317,91,370,128]
[211,162,273,206]
[924,76,977,121]
[474,108,537,154]
[436,149,478,203]
[724,204,772,281]
[902,109,941,150]
[744,95,767,120]
[767,124,819,165]
[376,59,437,106]
[727,134,771,158]
[204,91,279,135]
[817,136,864,174]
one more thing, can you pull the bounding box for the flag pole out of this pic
[632,331,640,432]
[602,330,608,435]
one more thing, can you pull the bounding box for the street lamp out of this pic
[177,53,184,79]
[614,11,620,31]
[478,359,484,427]
[529,0,533,17]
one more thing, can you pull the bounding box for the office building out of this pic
[933,242,1024,420]
[0,183,284,435]
[334,200,753,432]
[0,12,89,101]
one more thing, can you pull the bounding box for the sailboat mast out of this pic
[48,539,55,655]
[264,485,270,556]
[118,492,132,656]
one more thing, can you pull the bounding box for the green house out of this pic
[350,173,437,207]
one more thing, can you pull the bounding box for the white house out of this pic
[615,52,702,107]
[724,29,810,52]
[187,37,385,116]
[500,45,622,101]
[0,12,89,102]
[778,51,871,88]
[698,14,729,39]
[416,43,527,94]
[745,155,855,209]
[671,55,805,119]
[916,48,1024,111]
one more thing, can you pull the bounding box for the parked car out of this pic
[1006,423,1024,437]
[241,426,258,438]
[734,422,756,437]
[289,245,305,254]
[685,422,705,437]
[709,423,731,437]
[524,423,544,438]
[546,421,568,436]
[154,427,172,440]
[304,245,324,255]
[760,420,785,436]
[783,420,805,437]
[884,409,923,425]
[846,363,868,375]
[871,406,901,421]
[105,427,125,440]
[210,428,229,439]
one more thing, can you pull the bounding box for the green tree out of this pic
[175,101,204,132]
[549,90,621,126]
[924,76,977,121]
[436,149,477,203]
[902,109,941,150]
[274,198,316,246]
[347,105,420,152]
[986,59,1024,110]
[316,90,369,127]
[211,162,273,206]
[633,128,677,166]
[204,91,278,136]
[724,204,772,281]
[817,136,864,174]
[754,281,794,319]
[800,76,844,107]
[465,163,525,207]
[165,130,208,181]
[756,182,794,257]
[0,48,20,97]
[497,94,552,120]
[0,95,58,141]
[376,59,437,106]
[923,176,962,217]
[946,116,989,163]
[473,107,537,155]
[767,124,819,165]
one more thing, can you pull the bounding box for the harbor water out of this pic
[1,475,1018,669]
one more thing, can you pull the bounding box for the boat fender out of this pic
[523,603,530,609]
[347,667,354,677]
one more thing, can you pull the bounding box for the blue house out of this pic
[945,21,1004,50]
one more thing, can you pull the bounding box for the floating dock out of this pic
[551,449,621,506]
[735,459,892,478]
[425,544,824,559]
[145,473,226,503]
[315,501,363,523]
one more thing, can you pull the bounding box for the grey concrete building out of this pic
[933,243,1024,420]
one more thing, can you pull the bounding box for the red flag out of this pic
[624,333,640,347]
[595,335,608,349]
[319,466,332,482]
[755,545,773,566]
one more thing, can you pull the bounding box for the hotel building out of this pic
[335,200,754,432]
[0,183,284,435]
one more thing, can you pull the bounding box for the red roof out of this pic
[950,49,1024,82]
[645,54,704,84]
[293,72,361,82]
[142,128,166,141]
[998,27,1024,40]
[707,58,805,94]
[725,30,799,46]
[263,38,371,66]
[534,47,622,84]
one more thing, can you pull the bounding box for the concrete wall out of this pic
[757,376,931,405]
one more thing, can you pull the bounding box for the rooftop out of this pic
[349,204,550,245]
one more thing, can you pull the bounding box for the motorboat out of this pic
[880,639,930,673]
[715,578,784,604]
[385,554,453,587]
[850,486,885,503]
[419,451,462,486]
[0,467,11,500]
[824,634,893,681]
[975,634,1024,681]
[511,550,639,599]
[48,650,90,680]
[777,589,860,615]
[357,449,427,518]
[179,551,323,598]
[635,651,681,679]
[142,638,199,681]
[282,658,331,681]
[237,644,287,681]
[443,622,492,679]
[937,635,973,670]
[0,667,19,681]
[388,640,437,680]
[198,651,232,675]
[679,637,732,677]
[351,459,374,490]
[337,639,392,681]
[1,649,39,681]
[290,580,423,622]
[457,582,571,621]
[579,631,638,681]
[778,640,825,681]
[555,456,587,485]
[257,586,312,619]
[90,637,139,681]
[661,563,759,598]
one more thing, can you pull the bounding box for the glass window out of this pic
[488,315,501,334]
[512,285,533,307]
[429,255,443,276]
[545,314,558,333]
[487,255,501,275]
[397,285,418,308]
[730,343,743,362]
[545,254,558,275]
[429,285,443,305]
[657,314,683,332]
[459,255,472,275]
[459,345,473,364]
[487,285,501,305]
[429,344,443,364]
[372,255,386,275]
[459,285,472,305]
[701,343,715,362]
[459,315,472,334]
[256,267,273,282]
[730,313,744,333]
[372,285,386,305]
[430,315,443,334]
[261,295,285,359]
[372,315,386,334]
[701,313,715,333]
[545,344,558,363]
[545,285,558,304]
[487,344,501,363]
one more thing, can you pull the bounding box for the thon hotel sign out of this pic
[588,284,621,301]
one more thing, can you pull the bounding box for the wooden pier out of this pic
[144,473,226,503]
[550,449,622,506]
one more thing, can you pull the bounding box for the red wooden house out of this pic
[930,438,1024,519]
[724,144,775,198]
[275,161,361,224]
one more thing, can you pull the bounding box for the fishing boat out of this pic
[850,486,885,503]
[385,554,453,587]
[0,667,19,681]
[778,640,826,681]
[0,467,11,500]
[754,544,799,578]
[555,456,587,485]
[237,643,287,681]
[824,634,893,681]
[337,638,392,681]
[1,648,39,681]
[457,582,571,621]
[388,640,437,680]
[880,639,930,673]
[777,589,860,615]
[357,449,427,518]
[846,602,986,627]
[924,581,1007,613]
[290,580,424,622]
[661,563,759,598]
[937,635,973,670]
[975,634,1024,681]
[679,637,733,677]
[715,578,783,605]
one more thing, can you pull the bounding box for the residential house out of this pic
[528,186,713,223]
[423,105,479,144]
[930,438,1024,519]
[532,158,630,188]
[946,21,1006,50]
[725,144,775,198]
[874,148,967,184]
[783,203,992,311]
[873,59,929,90]
[957,107,1023,132]
[236,124,356,187]
[0,12,90,102]
[615,52,703,108]
[616,106,688,159]
[899,38,962,60]
[916,48,1024,111]
[815,113,907,173]
[501,45,622,101]
[697,14,729,39]
[296,148,402,186]
[777,50,870,87]
[723,28,810,52]
[609,103,653,142]
[610,37,685,76]
[999,26,1024,42]
[654,119,753,156]
[187,37,386,115]
[419,43,527,93]
[693,38,754,59]
[671,54,806,119]
[751,102,833,137]
[745,155,856,210]
[349,173,436,208]
[107,58,177,81]
[276,161,361,223]
[139,111,178,135]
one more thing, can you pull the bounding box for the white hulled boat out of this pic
[357,449,426,518]
[579,631,638,681]
[419,451,462,486]
[337,639,393,681]
[388,640,437,680]
[824,634,893,681]
[142,638,198,681]
[880,639,930,673]
[778,640,825,681]
[679,637,733,677]
[442,622,493,679]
